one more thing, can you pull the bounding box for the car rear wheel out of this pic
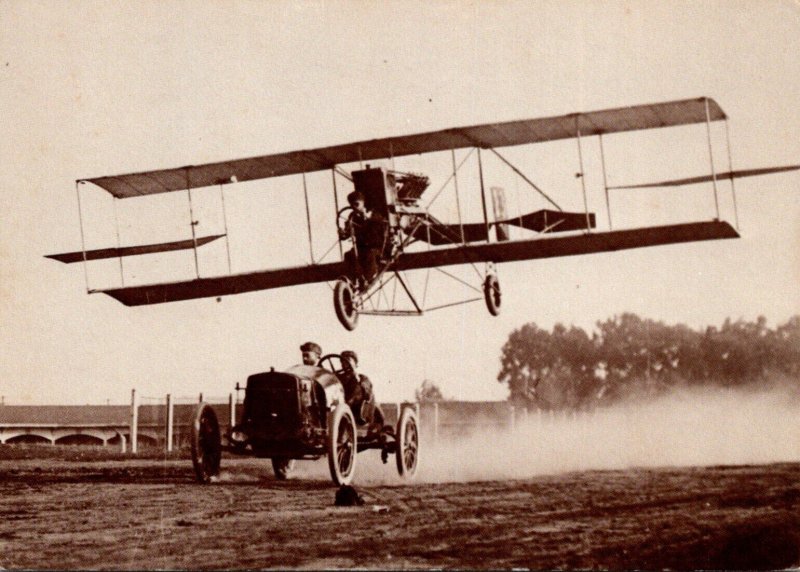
[190,403,221,484]
[395,406,420,479]
[327,402,357,485]
[334,279,359,331]
[271,457,296,480]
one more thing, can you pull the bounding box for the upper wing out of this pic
[97,221,737,306]
[608,164,800,190]
[85,97,726,198]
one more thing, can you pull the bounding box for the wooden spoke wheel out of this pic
[395,406,420,479]
[327,402,357,486]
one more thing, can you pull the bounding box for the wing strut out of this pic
[331,168,343,260]
[704,97,721,220]
[575,119,592,232]
[302,173,314,263]
[185,168,200,279]
[477,148,491,243]
[75,181,89,292]
[112,197,125,285]
[723,119,740,230]
[598,133,613,229]
[451,149,465,244]
[488,148,562,211]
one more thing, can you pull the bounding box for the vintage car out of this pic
[190,353,419,486]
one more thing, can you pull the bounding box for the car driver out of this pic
[340,350,385,431]
[300,341,322,366]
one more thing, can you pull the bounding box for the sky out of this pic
[1,0,798,406]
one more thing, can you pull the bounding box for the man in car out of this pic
[340,191,387,288]
[300,341,322,366]
[340,350,385,431]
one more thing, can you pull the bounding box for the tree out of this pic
[498,322,601,410]
[415,380,446,402]
[497,314,800,411]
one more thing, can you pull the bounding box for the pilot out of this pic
[340,350,385,431]
[300,341,322,366]
[340,191,387,288]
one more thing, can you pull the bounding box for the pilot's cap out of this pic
[341,350,358,365]
[300,341,322,355]
[347,191,365,205]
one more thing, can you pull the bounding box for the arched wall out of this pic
[55,434,105,446]
[5,433,52,444]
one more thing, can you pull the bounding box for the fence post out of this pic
[198,392,203,403]
[433,401,439,442]
[229,393,236,427]
[165,393,174,453]
[130,388,138,455]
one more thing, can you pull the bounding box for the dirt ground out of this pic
[1,447,798,570]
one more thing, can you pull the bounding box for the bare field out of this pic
[0,448,798,570]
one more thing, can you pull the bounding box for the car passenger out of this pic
[300,341,322,366]
[340,191,387,288]
[340,350,385,431]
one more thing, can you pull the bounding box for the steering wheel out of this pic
[337,207,355,240]
[318,353,358,389]
[318,353,346,377]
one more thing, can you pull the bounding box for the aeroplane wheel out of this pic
[333,279,359,331]
[271,457,296,480]
[190,403,222,484]
[327,402,357,486]
[395,406,420,479]
[484,274,501,316]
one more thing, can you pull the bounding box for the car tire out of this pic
[190,403,222,484]
[271,457,296,480]
[395,406,420,479]
[327,402,357,486]
[333,279,359,331]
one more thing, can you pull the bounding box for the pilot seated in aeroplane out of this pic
[340,191,387,289]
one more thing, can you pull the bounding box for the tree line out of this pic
[497,313,800,411]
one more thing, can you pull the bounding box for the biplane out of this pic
[47,97,799,330]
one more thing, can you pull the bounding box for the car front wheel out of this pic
[327,402,357,485]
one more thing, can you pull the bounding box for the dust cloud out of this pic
[413,388,800,483]
[291,388,800,486]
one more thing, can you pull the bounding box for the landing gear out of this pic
[333,278,359,331]
[484,273,501,316]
